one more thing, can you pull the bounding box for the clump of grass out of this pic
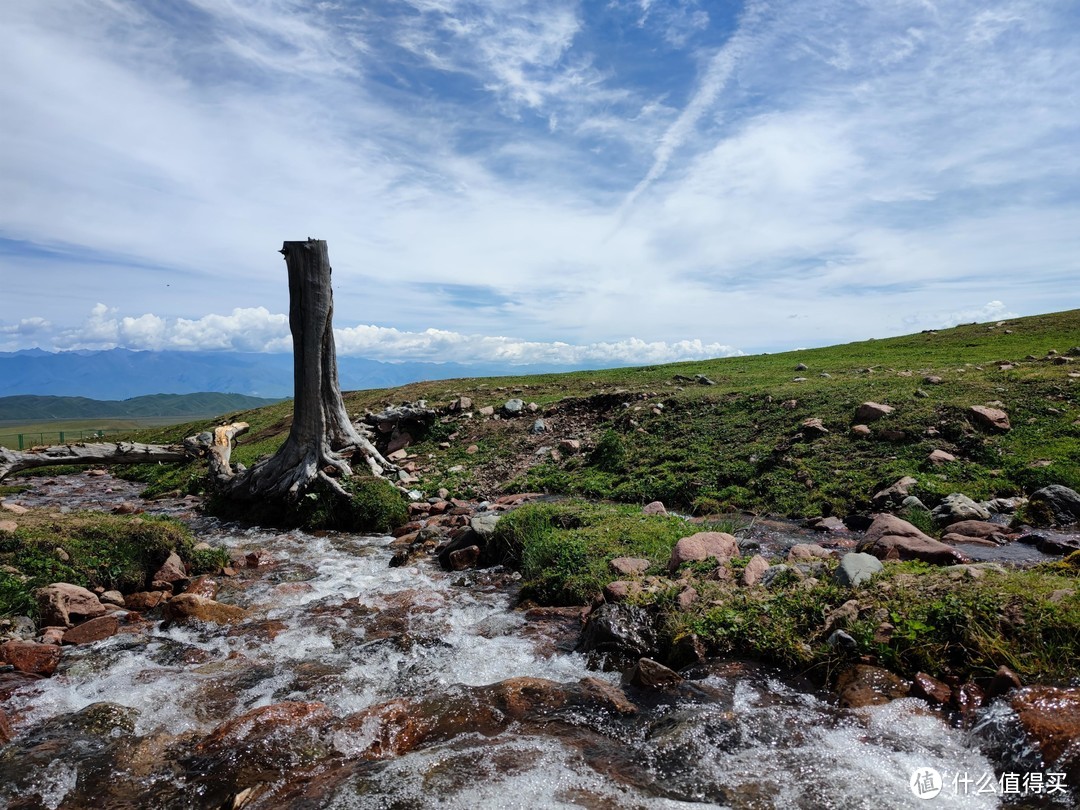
[0,509,194,619]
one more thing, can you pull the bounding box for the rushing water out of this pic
[0,474,1069,809]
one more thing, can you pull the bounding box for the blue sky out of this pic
[2,0,1078,363]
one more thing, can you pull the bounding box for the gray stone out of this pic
[609,557,650,577]
[503,399,525,415]
[469,512,501,539]
[872,476,917,509]
[529,419,547,434]
[1029,485,1080,526]
[835,553,883,587]
[933,493,992,524]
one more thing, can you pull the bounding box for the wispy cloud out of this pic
[0,0,1078,363]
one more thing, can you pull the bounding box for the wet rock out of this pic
[667,633,707,670]
[183,576,219,600]
[151,551,188,585]
[668,532,738,573]
[35,582,107,627]
[623,658,683,691]
[933,493,992,524]
[911,672,952,705]
[834,552,883,587]
[162,594,247,626]
[642,500,667,516]
[336,677,636,760]
[835,664,910,708]
[942,520,1009,539]
[1010,686,1080,779]
[1028,485,1080,526]
[447,545,480,570]
[969,405,1011,432]
[62,614,120,645]
[855,402,894,422]
[988,665,1022,699]
[609,557,650,577]
[0,639,62,676]
[741,554,770,587]
[807,516,847,533]
[124,590,169,611]
[858,514,970,565]
[1038,535,1080,555]
[0,707,12,744]
[437,528,482,570]
[578,603,660,671]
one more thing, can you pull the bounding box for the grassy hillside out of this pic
[125,310,1080,518]
[0,392,281,421]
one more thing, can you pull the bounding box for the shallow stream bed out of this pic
[0,473,1073,808]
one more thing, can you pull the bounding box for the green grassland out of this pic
[123,309,1080,519]
[0,417,200,451]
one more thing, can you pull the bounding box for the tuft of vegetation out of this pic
[205,474,408,534]
[0,509,194,620]
[490,500,739,604]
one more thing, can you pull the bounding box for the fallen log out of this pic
[0,441,195,482]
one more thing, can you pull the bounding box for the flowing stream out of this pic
[0,474,1065,809]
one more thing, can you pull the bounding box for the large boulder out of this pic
[1028,485,1080,527]
[858,514,971,565]
[35,583,107,628]
[668,532,738,573]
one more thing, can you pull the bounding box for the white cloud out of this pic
[903,300,1019,330]
[21,305,743,365]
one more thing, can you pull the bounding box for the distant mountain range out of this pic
[0,348,597,400]
[0,393,281,422]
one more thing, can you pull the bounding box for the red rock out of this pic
[151,552,187,584]
[0,640,62,676]
[196,701,331,756]
[855,402,894,422]
[741,554,770,587]
[623,658,683,691]
[911,672,952,705]
[642,501,667,515]
[603,581,641,603]
[609,557,650,577]
[988,665,1022,698]
[928,449,957,465]
[124,591,168,611]
[0,706,13,744]
[677,586,698,609]
[447,545,480,570]
[668,532,739,573]
[183,576,219,600]
[35,583,107,627]
[787,544,834,562]
[39,627,65,645]
[836,664,910,708]
[162,594,247,625]
[245,550,273,568]
[61,614,120,645]
[942,520,1008,539]
[1010,686,1080,775]
[969,405,1011,432]
[859,514,971,566]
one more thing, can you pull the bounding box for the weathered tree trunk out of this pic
[0,441,194,481]
[219,239,394,501]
